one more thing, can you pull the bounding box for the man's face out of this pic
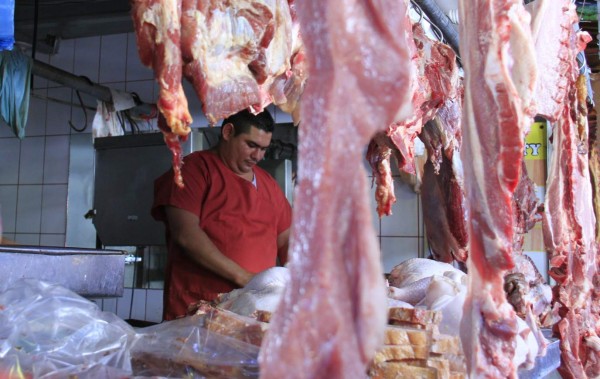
[223,124,272,175]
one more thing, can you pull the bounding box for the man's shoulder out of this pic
[187,149,212,159]
[185,150,218,165]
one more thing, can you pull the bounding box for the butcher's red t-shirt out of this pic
[151,150,292,320]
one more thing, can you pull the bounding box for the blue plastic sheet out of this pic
[0,50,31,139]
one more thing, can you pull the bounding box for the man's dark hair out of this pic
[222,109,275,136]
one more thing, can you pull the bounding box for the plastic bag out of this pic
[0,50,31,139]
[130,312,261,378]
[0,279,264,379]
[92,101,124,139]
[0,279,135,378]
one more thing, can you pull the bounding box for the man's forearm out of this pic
[180,228,253,286]
[165,207,253,287]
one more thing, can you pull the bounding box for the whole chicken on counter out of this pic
[387,258,466,335]
[213,267,290,318]
[386,258,544,370]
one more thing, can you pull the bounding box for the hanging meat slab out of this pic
[366,20,460,218]
[457,0,538,377]
[543,63,600,379]
[131,0,192,136]
[179,0,295,125]
[524,0,600,376]
[258,0,414,377]
[419,97,468,263]
[526,0,575,123]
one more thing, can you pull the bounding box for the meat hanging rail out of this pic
[30,58,155,119]
[411,0,460,55]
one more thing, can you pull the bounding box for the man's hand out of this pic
[238,271,255,287]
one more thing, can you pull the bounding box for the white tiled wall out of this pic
[19,136,44,183]
[0,32,424,323]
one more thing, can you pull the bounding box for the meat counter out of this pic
[0,245,126,297]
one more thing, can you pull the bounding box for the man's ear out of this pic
[222,123,234,141]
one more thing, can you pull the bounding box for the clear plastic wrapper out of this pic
[130,313,260,378]
[0,279,264,378]
[0,279,135,378]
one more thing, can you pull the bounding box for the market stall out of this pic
[1,0,599,378]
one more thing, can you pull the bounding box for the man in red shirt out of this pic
[152,109,292,321]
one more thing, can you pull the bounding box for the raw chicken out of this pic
[388,257,464,288]
[418,274,467,336]
[215,267,289,317]
[387,258,542,368]
[387,258,466,335]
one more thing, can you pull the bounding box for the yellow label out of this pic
[524,121,547,160]
[523,120,547,253]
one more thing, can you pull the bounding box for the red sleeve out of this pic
[151,153,209,221]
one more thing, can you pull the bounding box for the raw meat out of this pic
[543,61,600,379]
[131,0,192,188]
[511,163,542,249]
[385,295,414,310]
[504,165,552,348]
[387,277,432,306]
[180,0,289,125]
[504,164,551,360]
[131,0,192,136]
[275,0,306,124]
[367,134,398,217]
[132,0,298,187]
[257,0,307,125]
[514,316,540,370]
[419,97,468,263]
[420,153,468,263]
[366,20,460,218]
[180,0,258,125]
[258,0,414,377]
[157,114,187,188]
[592,82,600,248]
[507,186,551,364]
[504,256,552,355]
[530,1,600,376]
[457,0,537,377]
[525,0,574,123]
[386,23,460,176]
[271,47,306,125]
